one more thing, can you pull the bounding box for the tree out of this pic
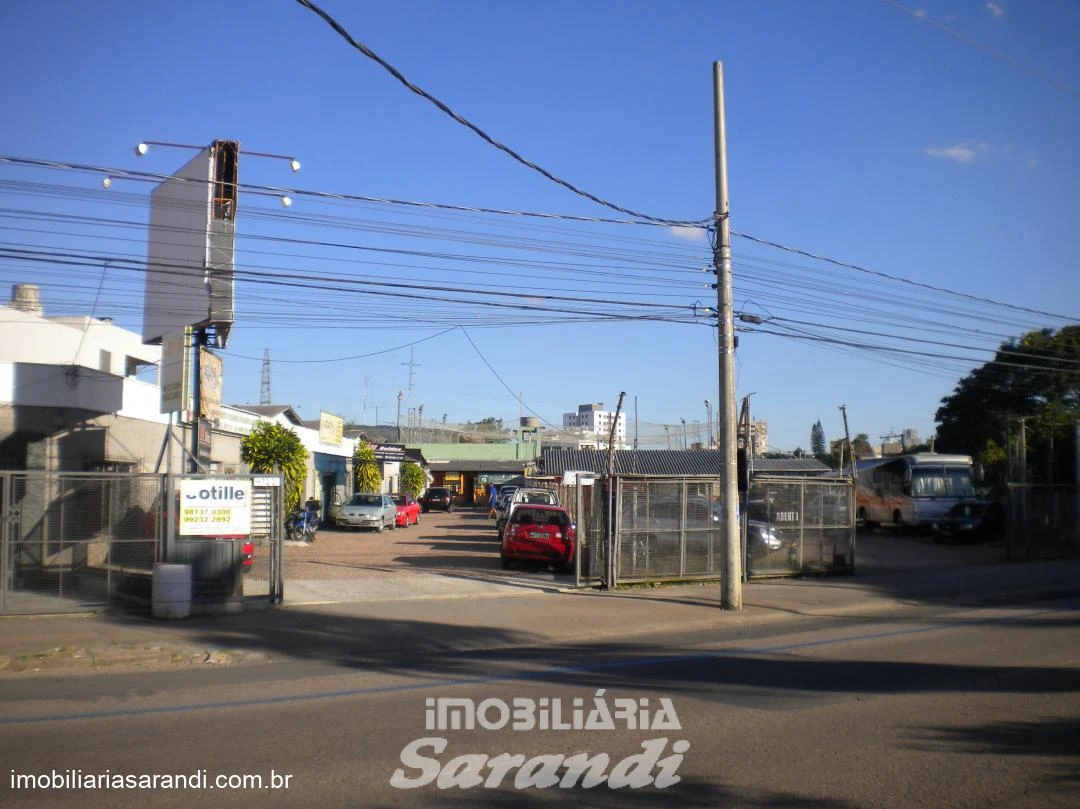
[353,439,382,492]
[240,421,307,511]
[810,421,827,457]
[852,433,873,459]
[401,461,425,498]
[936,326,1079,486]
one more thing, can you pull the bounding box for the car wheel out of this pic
[376,520,384,533]
[414,512,420,525]
[500,552,512,571]
[448,504,454,513]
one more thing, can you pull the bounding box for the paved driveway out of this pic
[282,510,1009,605]
[283,509,570,604]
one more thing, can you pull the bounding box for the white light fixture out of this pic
[134,142,149,156]
[101,177,112,189]
[280,196,292,208]
[290,159,301,172]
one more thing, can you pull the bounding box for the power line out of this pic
[291,0,706,226]
[881,0,1080,100]
[731,229,1078,322]
[0,155,706,229]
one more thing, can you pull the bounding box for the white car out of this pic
[336,493,397,532]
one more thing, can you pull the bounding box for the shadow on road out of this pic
[904,716,1080,786]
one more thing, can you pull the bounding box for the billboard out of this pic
[319,412,344,446]
[142,140,238,347]
[159,328,191,414]
[199,347,223,423]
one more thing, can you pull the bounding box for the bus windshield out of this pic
[910,466,975,498]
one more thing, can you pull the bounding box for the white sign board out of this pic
[179,478,252,535]
[160,328,191,414]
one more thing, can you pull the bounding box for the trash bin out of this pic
[152,563,192,620]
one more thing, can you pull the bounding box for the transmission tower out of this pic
[260,349,271,405]
[401,347,421,393]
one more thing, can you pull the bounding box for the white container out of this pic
[152,563,192,620]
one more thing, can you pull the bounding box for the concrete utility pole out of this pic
[606,392,626,590]
[839,404,855,478]
[1017,417,1027,484]
[714,61,741,610]
[396,391,405,442]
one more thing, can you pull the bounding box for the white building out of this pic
[739,419,768,457]
[561,403,628,450]
[0,284,357,506]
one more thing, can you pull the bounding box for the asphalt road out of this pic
[1,595,1077,809]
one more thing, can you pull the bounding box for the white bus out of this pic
[856,453,977,529]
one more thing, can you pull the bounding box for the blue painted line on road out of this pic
[0,605,1066,726]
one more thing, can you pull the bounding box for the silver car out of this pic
[336,493,397,532]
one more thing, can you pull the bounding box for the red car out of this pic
[500,505,576,573]
[392,493,421,527]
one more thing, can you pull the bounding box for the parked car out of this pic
[497,487,561,536]
[336,493,397,532]
[500,504,576,572]
[392,493,421,527]
[932,499,1005,543]
[419,487,455,513]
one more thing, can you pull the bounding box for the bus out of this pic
[856,453,977,529]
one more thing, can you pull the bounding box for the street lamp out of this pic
[705,400,713,448]
[680,418,687,450]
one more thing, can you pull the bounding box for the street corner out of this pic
[0,641,272,677]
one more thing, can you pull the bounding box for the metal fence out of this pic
[553,479,607,587]
[1006,484,1080,561]
[550,475,855,588]
[745,476,855,577]
[0,472,164,614]
[1,471,284,615]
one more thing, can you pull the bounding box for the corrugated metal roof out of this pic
[540,448,831,477]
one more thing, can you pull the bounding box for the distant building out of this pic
[561,403,627,450]
[739,419,768,457]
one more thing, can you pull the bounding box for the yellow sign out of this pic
[319,411,344,446]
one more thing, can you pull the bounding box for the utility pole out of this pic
[839,404,854,478]
[605,392,626,590]
[714,61,741,610]
[395,391,405,442]
[1017,417,1027,484]
[705,400,713,448]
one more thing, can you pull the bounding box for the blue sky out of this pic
[2,0,1077,452]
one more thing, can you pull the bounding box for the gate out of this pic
[553,474,856,588]
[0,471,164,614]
[745,476,855,578]
[0,471,285,615]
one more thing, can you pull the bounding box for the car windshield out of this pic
[427,489,449,497]
[348,494,382,506]
[392,496,407,505]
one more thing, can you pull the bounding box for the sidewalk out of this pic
[2,558,1078,677]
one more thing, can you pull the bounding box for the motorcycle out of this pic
[286,500,319,543]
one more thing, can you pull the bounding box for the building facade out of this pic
[561,403,628,450]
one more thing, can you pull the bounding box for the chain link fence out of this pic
[746,476,855,577]
[1,471,284,614]
[549,475,856,588]
[0,472,163,614]
[1006,484,1080,561]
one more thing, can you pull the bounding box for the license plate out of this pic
[528,531,549,539]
